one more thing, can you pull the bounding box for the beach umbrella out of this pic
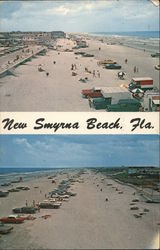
[132,88,144,94]
[118,71,126,76]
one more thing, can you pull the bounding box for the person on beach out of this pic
[99,47,101,51]
[93,70,96,77]
[88,96,92,108]
[136,67,139,73]
[46,72,49,77]
[85,67,88,72]
[97,70,100,78]
[134,66,136,73]
[25,200,28,206]
[71,64,74,70]
[33,200,35,207]
[125,58,128,64]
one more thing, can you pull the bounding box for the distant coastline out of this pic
[89,31,159,39]
[0,166,158,186]
[85,30,159,53]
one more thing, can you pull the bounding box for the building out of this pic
[51,31,66,39]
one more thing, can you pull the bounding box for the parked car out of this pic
[16,186,30,191]
[38,202,61,209]
[13,206,36,214]
[8,188,20,192]
[1,183,11,187]
[0,222,13,234]
[128,77,153,91]
[92,97,112,110]
[74,51,86,55]
[105,63,121,69]
[0,215,25,224]
[98,59,116,66]
[155,64,160,70]
[0,191,9,197]
[151,52,160,57]
[106,99,141,111]
[81,87,103,98]
[93,87,131,110]
[82,53,94,57]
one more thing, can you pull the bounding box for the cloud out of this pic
[1,135,156,168]
[48,1,114,16]
[0,0,158,32]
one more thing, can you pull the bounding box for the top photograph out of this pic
[0,0,159,112]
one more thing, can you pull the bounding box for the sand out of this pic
[0,36,158,111]
[0,170,159,249]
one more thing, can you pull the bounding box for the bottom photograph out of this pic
[0,135,159,250]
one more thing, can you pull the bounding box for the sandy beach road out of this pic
[1,37,155,111]
[27,172,160,249]
[0,171,158,249]
[82,38,159,88]
[0,48,105,111]
[0,171,73,249]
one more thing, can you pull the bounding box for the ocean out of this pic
[0,167,60,186]
[90,31,159,39]
[89,31,159,53]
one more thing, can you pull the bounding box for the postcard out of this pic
[0,1,159,249]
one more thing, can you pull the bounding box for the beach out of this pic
[0,169,159,249]
[0,35,159,111]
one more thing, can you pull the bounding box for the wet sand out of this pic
[0,170,159,249]
[0,36,158,111]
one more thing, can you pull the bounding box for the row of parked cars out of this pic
[82,86,141,111]
[82,77,155,111]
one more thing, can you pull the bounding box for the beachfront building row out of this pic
[0,31,66,47]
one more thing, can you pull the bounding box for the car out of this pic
[0,222,13,234]
[98,59,117,66]
[92,97,112,110]
[151,52,160,58]
[38,202,60,209]
[105,63,122,69]
[81,87,103,98]
[155,64,160,70]
[106,99,141,112]
[8,188,20,192]
[82,53,94,57]
[13,206,36,214]
[0,191,9,197]
[74,51,86,55]
[0,215,25,224]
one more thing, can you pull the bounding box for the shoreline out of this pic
[77,31,159,53]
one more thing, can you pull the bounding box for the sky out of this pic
[0,135,159,168]
[0,0,159,32]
